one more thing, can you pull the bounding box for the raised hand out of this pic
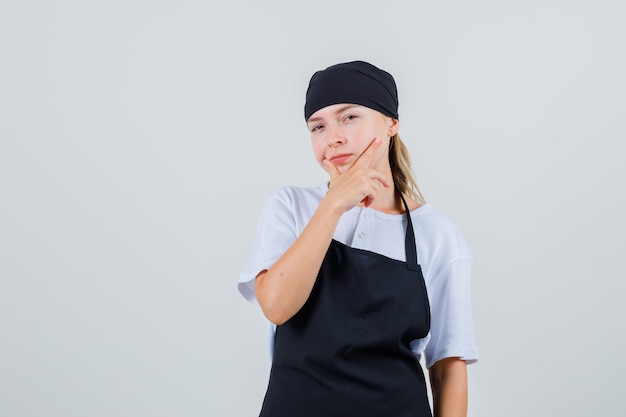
[322,138,392,213]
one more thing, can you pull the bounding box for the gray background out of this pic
[1,0,624,416]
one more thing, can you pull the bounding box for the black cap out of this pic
[304,60,399,121]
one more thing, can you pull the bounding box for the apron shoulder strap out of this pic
[399,192,419,271]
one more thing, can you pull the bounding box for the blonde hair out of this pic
[389,134,425,205]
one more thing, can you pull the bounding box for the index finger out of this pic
[352,138,382,169]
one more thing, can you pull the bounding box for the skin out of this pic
[255,103,468,417]
[430,357,468,417]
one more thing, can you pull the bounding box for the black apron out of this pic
[259,194,432,417]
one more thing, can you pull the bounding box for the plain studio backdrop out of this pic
[1,1,624,416]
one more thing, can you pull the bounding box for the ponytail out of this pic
[389,134,425,205]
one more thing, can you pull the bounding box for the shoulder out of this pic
[258,184,327,232]
[411,204,463,233]
[411,204,472,259]
[265,184,326,210]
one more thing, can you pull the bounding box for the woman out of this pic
[238,61,477,417]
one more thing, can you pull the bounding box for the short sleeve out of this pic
[423,256,478,368]
[237,191,298,304]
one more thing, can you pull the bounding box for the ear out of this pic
[388,118,399,137]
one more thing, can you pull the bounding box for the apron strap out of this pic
[399,191,419,271]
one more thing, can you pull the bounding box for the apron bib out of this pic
[259,194,432,417]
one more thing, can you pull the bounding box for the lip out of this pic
[329,153,352,165]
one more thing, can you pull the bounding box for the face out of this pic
[306,104,399,174]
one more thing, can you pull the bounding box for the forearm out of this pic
[429,358,468,417]
[255,198,343,325]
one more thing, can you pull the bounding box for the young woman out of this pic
[238,61,477,417]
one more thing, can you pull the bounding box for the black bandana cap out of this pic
[304,60,399,121]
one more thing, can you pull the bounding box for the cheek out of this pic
[311,140,326,166]
[354,121,384,144]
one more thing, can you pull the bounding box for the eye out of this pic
[310,124,324,133]
[344,114,358,122]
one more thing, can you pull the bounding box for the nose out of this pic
[326,124,346,147]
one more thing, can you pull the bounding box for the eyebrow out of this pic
[306,104,361,124]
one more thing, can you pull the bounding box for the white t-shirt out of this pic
[238,184,478,369]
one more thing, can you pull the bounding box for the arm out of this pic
[429,357,468,417]
[255,138,390,325]
[254,197,343,325]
